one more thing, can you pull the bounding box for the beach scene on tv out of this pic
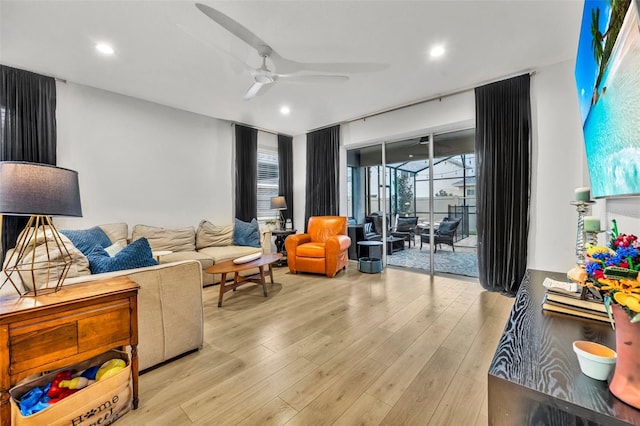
[575,0,640,198]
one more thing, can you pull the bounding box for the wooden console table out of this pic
[0,277,139,426]
[488,269,640,425]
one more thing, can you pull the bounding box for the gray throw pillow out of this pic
[232,218,260,248]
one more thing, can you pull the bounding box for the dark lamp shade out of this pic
[0,161,82,217]
[270,196,287,210]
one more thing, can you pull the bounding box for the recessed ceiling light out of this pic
[430,44,445,59]
[96,43,115,55]
[280,106,290,115]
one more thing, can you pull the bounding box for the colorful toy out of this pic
[47,371,72,398]
[18,384,50,416]
[48,388,77,404]
[19,358,126,416]
[59,377,94,390]
[78,365,100,380]
[95,359,126,381]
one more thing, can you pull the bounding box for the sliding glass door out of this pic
[346,128,477,278]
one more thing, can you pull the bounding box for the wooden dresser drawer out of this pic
[10,323,78,374]
[8,298,132,376]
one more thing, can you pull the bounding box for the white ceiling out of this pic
[1,1,583,136]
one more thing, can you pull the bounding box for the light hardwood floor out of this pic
[119,263,514,426]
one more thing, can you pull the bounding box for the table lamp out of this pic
[0,161,82,296]
[270,196,287,230]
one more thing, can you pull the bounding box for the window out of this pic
[256,149,279,221]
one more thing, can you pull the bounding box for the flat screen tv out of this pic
[575,0,640,198]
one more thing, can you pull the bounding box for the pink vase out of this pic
[609,304,640,408]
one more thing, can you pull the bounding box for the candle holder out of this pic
[570,200,595,266]
[585,230,603,247]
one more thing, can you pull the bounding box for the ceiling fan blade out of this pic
[243,81,266,101]
[195,3,272,55]
[254,81,275,97]
[176,23,253,75]
[271,52,389,74]
[278,74,349,83]
[195,4,388,76]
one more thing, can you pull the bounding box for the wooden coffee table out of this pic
[205,252,282,307]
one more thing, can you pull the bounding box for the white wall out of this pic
[292,133,306,232]
[341,91,475,148]
[55,82,235,230]
[530,61,640,270]
[528,60,588,271]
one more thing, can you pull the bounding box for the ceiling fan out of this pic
[194,3,388,100]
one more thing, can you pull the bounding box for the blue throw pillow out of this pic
[233,218,261,248]
[60,226,112,256]
[86,237,158,274]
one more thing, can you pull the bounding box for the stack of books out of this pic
[542,282,609,323]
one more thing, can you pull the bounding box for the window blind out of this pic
[257,149,279,221]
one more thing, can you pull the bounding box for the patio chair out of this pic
[390,216,418,248]
[420,218,461,252]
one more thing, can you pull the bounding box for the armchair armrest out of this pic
[325,235,351,278]
[286,233,311,248]
[325,234,351,252]
[284,233,311,274]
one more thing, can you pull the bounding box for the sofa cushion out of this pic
[132,224,196,252]
[98,223,129,246]
[104,240,126,257]
[159,251,214,270]
[60,226,112,256]
[198,245,261,263]
[86,237,158,274]
[196,220,234,249]
[232,218,260,248]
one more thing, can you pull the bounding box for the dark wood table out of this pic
[488,269,640,426]
[386,236,404,254]
[0,277,140,426]
[205,253,282,307]
[272,229,296,266]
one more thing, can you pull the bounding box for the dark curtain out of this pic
[234,124,257,222]
[475,74,531,296]
[278,134,294,223]
[305,125,340,231]
[1,65,57,261]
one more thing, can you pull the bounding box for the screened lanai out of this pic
[346,129,478,277]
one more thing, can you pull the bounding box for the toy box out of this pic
[10,350,132,426]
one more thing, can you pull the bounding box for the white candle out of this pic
[584,216,601,232]
[575,187,591,202]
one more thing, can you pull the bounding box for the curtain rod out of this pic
[1,64,67,83]
[340,69,537,126]
[231,121,291,138]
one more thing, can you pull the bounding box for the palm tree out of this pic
[591,7,604,64]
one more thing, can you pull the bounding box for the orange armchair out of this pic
[285,216,351,278]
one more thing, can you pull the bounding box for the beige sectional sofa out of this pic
[131,221,272,285]
[0,220,272,371]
